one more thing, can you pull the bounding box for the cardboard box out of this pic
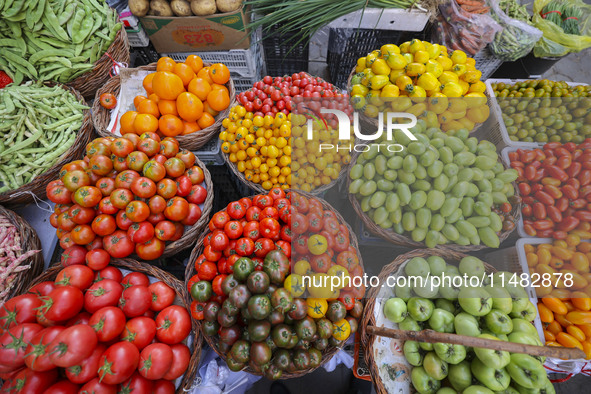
[140,6,250,53]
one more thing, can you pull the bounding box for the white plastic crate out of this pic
[485,79,589,150]
[126,24,149,48]
[485,240,546,344]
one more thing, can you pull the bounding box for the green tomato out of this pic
[508,331,543,347]
[404,340,425,367]
[408,297,435,322]
[411,366,441,394]
[428,308,455,333]
[454,312,481,337]
[427,256,447,276]
[470,358,510,391]
[459,256,486,278]
[474,334,511,369]
[484,309,514,335]
[458,287,493,316]
[435,299,456,314]
[512,377,555,394]
[445,264,460,276]
[423,352,448,381]
[510,301,537,321]
[511,298,531,316]
[396,280,413,302]
[506,354,546,389]
[405,257,430,277]
[400,316,422,331]
[414,276,440,298]
[511,318,540,338]
[463,385,495,394]
[497,387,521,394]
[439,274,461,301]
[485,285,513,314]
[383,298,407,323]
[419,342,434,351]
[448,361,473,392]
[433,342,466,365]
[435,388,456,394]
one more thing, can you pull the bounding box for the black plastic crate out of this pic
[130,43,160,67]
[327,26,431,90]
[207,165,256,213]
[262,24,309,76]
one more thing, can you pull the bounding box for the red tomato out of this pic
[176,175,192,197]
[120,317,156,350]
[28,282,56,297]
[224,220,243,239]
[260,218,280,240]
[181,203,202,226]
[95,267,123,283]
[130,177,157,199]
[68,205,96,225]
[73,186,102,208]
[79,377,117,394]
[0,323,43,368]
[155,220,176,241]
[55,265,94,290]
[212,274,227,296]
[43,380,80,394]
[163,343,191,380]
[138,343,173,380]
[235,237,255,256]
[276,240,291,258]
[148,195,167,214]
[66,312,91,326]
[125,201,150,223]
[254,195,273,209]
[64,344,106,384]
[98,197,118,215]
[97,341,140,385]
[149,282,175,311]
[136,237,166,260]
[254,238,275,258]
[128,222,156,244]
[210,231,230,252]
[84,279,124,313]
[245,206,261,222]
[48,324,97,367]
[103,230,135,258]
[164,197,189,222]
[211,211,230,229]
[261,206,279,220]
[99,93,117,109]
[42,286,83,322]
[119,286,152,318]
[89,307,126,342]
[122,272,150,288]
[85,249,111,271]
[155,305,191,345]
[0,294,41,332]
[153,379,175,394]
[119,372,153,393]
[227,201,246,219]
[198,261,217,281]
[2,368,58,393]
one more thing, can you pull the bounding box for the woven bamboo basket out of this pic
[0,83,93,206]
[346,67,490,135]
[67,26,130,100]
[347,150,521,252]
[26,258,201,393]
[0,205,43,300]
[92,63,235,151]
[160,155,214,259]
[185,191,365,378]
[360,248,497,394]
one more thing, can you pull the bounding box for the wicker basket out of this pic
[345,67,489,135]
[360,249,497,394]
[185,191,365,378]
[92,63,235,151]
[347,150,521,252]
[26,258,201,393]
[0,205,44,300]
[160,155,214,259]
[67,26,130,100]
[0,83,93,206]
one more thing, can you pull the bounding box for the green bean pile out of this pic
[0,82,88,192]
[0,0,121,84]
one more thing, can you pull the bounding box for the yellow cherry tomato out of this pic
[308,234,328,255]
[285,274,305,297]
[332,318,352,341]
[307,298,328,318]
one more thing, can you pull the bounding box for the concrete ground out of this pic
[544,50,591,84]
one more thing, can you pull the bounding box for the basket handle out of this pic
[366,325,585,360]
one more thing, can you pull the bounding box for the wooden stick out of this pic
[366,326,586,360]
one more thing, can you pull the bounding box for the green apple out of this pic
[423,352,448,380]
[448,361,472,391]
[474,334,511,369]
[484,309,514,335]
[383,298,407,323]
[405,257,430,277]
[458,287,493,316]
[470,357,510,391]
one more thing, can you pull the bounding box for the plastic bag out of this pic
[533,0,591,57]
[433,0,502,56]
[489,0,543,61]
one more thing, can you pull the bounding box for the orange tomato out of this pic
[120,111,138,134]
[565,301,576,312]
[143,73,156,95]
[536,285,553,297]
[185,55,203,74]
[152,71,185,101]
[551,288,572,300]
[156,57,176,72]
[197,67,213,84]
[209,63,230,84]
[211,83,229,96]
[579,222,591,232]
[524,244,535,253]
[148,93,160,103]
[556,332,584,350]
[173,63,196,86]
[550,257,564,269]
[556,313,573,327]
[579,242,591,253]
[544,330,556,342]
[537,264,556,276]
[207,88,230,112]
[582,341,591,359]
[176,92,203,122]
[579,324,591,338]
[133,113,159,134]
[572,292,591,311]
[567,325,586,342]
[158,114,184,137]
[134,95,147,109]
[137,99,160,118]
[546,341,561,347]
[158,99,179,116]
[197,112,215,129]
[203,101,219,117]
[547,320,563,335]
[182,121,201,135]
[572,252,590,272]
[526,252,538,267]
[542,296,569,315]
[188,78,212,101]
[566,234,581,247]
[567,311,591,325]
[538,303,554,323]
